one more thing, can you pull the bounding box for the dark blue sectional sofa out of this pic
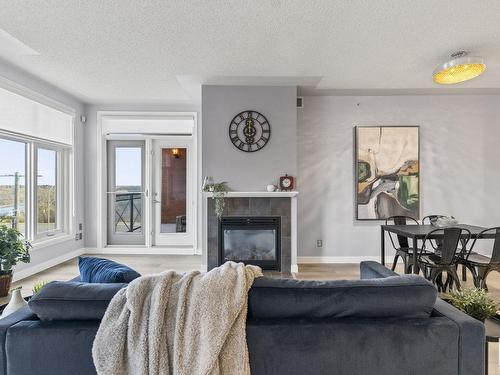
[0,261,484,374]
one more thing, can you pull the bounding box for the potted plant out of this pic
[0,225,31,297]
[202,179,228,218]
[32,281,49,295]
[445,288,498,322]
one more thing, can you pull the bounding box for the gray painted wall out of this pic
[0,58,86,277]
[297,95,500,259]
[202,85,297,191]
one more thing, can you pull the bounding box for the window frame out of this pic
[0,131,73,246]
[34,144,62,239]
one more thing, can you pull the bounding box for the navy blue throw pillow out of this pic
[78,256,141,283]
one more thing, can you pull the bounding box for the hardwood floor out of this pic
[6,255,500,374]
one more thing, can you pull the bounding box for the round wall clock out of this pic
[228,110,271,152]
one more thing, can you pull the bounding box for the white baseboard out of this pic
[13,247,85,282]
[298,256,398,264]
[85,247,199,255]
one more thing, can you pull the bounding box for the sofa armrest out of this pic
[0,305,37,375]
[432,299,485,375]
[360,261,399,279]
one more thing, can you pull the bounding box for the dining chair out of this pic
[459,227,500,290]
[386,216,426,274]
[421,215,449,252]
[417,227,471,292]
[422,215,471,281]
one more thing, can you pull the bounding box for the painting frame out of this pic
[354,125,420,221]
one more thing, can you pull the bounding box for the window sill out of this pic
[31,233,76,251]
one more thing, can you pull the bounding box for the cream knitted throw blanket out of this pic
[92,262,262,375]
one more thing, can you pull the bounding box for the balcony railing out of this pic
[115,193,142,233]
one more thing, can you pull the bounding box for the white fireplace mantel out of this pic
[203,191,299,273]
[203,191,298,198]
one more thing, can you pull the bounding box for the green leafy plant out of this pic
[203,181,228,218]
[32,281,49,294]
[0,225,31,273]
[445,288,498,322]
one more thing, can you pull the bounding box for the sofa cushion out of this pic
[28,281,126,321]
[78,256,141,283]
[248,275,437,319]
[360,261,399,279]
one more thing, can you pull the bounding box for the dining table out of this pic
[380,224,494,274]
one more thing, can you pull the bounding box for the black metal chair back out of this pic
[386,216,419,250]
[422,227,471,265]
[421,215,456,251]
[466,227,500,265]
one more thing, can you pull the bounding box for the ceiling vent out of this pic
[296,97,304,108]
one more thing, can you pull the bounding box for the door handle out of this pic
[153,199,161,204]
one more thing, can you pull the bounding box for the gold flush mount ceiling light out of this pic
[433,51,485,84]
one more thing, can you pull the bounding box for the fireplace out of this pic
[218,216,281,271]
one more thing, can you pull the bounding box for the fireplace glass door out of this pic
[219,217,280,270]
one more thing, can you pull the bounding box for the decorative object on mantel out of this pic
[266,184,276,192]
[445,288,498,323]
[431,216,459,228]
[229,110,271,152]
[0,225,31,297]
[279,174,295,191]
[1,287,28,319]
[355,126,420,220]
[202,177,228,218]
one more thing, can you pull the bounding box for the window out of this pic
[0,138,26,236]
[0,135,70,242]
[36,148,59,235]
[0,85,74,245]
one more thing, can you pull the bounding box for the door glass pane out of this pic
[161,148,187,233]
[37,148,57,233]
[0,138,26,235]
[114,147,142,233]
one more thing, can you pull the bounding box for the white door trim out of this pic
[96,111,198,253]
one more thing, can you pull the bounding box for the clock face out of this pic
[229,111,271,152]
[282,178,291,188]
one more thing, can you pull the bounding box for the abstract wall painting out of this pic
[355,126,420,220]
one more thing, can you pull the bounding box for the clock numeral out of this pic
[262,129,270,134]
[230,129,237,135]
[261,136,269,143]
[246,143,252,152]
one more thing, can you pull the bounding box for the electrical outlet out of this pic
[317,240,323,247]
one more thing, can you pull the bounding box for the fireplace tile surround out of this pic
[205,192,298,274]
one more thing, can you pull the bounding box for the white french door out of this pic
[152,137,195,247]
[105,137,196,251]
[106,140,146,246]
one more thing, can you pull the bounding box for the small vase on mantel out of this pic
[1,287,27,319]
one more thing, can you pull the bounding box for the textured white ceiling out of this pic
[1,0,499,103]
